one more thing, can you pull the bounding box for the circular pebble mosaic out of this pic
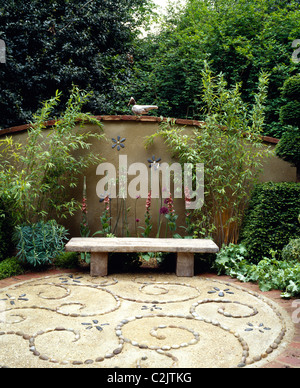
[0,273,294,368]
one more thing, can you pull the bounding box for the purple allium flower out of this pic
[159,207,169,215]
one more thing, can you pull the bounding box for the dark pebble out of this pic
[39,355,49,361]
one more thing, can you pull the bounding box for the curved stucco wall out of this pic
[0,116,297,238]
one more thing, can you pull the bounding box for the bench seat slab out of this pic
[65,237,219,278]
[65,238,219,254]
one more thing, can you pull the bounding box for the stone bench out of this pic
[65,238,219,277]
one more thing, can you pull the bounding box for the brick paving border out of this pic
[0,269,299,368]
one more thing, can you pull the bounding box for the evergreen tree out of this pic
[0,0,151,128]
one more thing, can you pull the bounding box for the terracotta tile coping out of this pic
[0,115,279,144]
[0,269,298,368]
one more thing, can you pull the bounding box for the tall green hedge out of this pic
[239,182,300,263]
[276,74,300,182]
[275,130,300,169]
[281,74,300,101]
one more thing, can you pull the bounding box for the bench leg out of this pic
[90,252,108,277]
[176,253,194,277]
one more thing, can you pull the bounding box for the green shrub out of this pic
[13,220,69,267]
[239,182,300,263]
[275,130,300,169]
[282,239,300,263]
[0,257,24,280]
[0,199,15,261]
[277,74,300,181]
[281,74,300,101]
[264,122,297,139]
[279,100,300,128]
[54,252,79,269]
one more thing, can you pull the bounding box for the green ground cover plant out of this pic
[54,252,79,269]
[0,257,24,280]
[282,239,300,263]
[214,243,300,298]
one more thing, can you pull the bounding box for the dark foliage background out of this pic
[0,0,151,128]
[0,0,299,138]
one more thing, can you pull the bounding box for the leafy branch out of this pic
[0,86,106,224]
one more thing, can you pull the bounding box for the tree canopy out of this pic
[0,0,299,137]
[0,0,152,128]
[129,0,300,136]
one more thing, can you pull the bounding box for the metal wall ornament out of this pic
[112,136,126,151]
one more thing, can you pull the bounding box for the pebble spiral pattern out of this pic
[0,273,293,368]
